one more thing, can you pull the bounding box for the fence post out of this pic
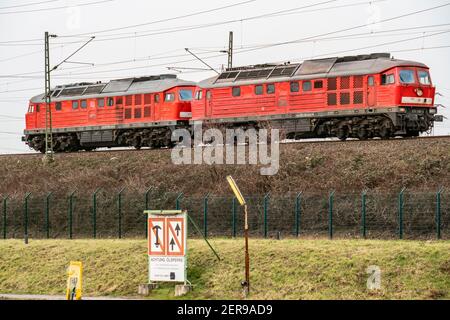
[203,194,209,239]
[398,188,405,240]
[232,197,237,238]
[436,187,442,240]
[264,193,270,238]
[175,193,183,210]
[118,187,125,239]
[92,188,100,239]
[329,191,335,240]
[3,196,8,240]
[295,192,302,237]
[45,192,52,239]
[24,193,31,242]
[361,190,367,239]
[144,188,151,238]
[68,191,75,239]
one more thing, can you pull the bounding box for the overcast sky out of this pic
[0,0,449,154]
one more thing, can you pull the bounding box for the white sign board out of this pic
[147,210,187,283]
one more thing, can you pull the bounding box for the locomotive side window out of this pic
[195,90,203,100]
[206,90,212,100]
[266,84,275,94]
[72,101,79,109]
[154,94,160,103]
[97,98,105,108]
[165,92,175,102]
[179,89,193,101]
[28,105,34,113]
[55,102,62,111]
[144,106,151,117]
[232,87,241,97]
[290,82,299,93]
[399,70,416,84]
[255,85,263,95]
[302,81,312,92]
[81,100,87,109]
[35,104,40,112]
[381,74,395,85]
[314,80,323,89]
[107,97,114,106]
[418,71,431,85]
[368,76,375,86]
[124,109,132,119]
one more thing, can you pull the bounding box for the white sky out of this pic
[0,0,449,154]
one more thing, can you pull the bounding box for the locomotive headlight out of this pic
[429,108,437,115]
[415,88,423,97]
[399,107,406,113]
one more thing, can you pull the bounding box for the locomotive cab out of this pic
[162,86,194,120]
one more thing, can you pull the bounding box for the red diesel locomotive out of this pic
[191,53,441,141]
[24,74,196,152]
[23,53,442,152]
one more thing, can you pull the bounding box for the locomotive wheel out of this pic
[336,127,348,141]
[379,125,391,140]
[357,128,368,140]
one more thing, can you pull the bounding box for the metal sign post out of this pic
[226,176,250,297]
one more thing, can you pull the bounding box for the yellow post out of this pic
[66,261,83,300]
[226,175,250,297]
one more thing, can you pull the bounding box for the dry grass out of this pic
[0,239,449,299]
[1,138,449,196]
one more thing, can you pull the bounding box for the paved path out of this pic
[0,293,142,300]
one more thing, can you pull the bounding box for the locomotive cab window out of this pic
[72,101,79,109]
[266,84,275,94]
[399,70,416,84]
[28,105,34,113]
[165,92,175,102]
[232,87,241,97]
[290,82,299,93]
[206,90,212,100]
[302,81,312,92]
[107,97,114,106]
[80,100,87,109]
[418,70,431,85]
[179,89,193,101]
[35,104,40,112]
[154,94,160,103]
[55,102,62,111]
[255,85,263,95]
[368,76,375,86]
[381,74,395,85]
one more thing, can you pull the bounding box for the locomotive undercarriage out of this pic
[25,126,182,153]
[24,108,436,153]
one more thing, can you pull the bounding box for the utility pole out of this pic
[228,31,233,70]
[44,31,57,164]
[42,32,95,164]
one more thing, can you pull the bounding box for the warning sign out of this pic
[148,218,165,255]
[146,210,187,282]
[167,218,184,256]
[66,261,82,300]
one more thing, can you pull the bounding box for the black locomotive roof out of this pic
[199,53,429,88]
[30,74,196,103]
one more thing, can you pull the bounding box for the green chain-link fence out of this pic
[1,189,448,240]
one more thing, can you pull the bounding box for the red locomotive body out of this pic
[191,53,441,140]
[24,74,195,152]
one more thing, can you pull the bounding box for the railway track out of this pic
[1,134,449,157]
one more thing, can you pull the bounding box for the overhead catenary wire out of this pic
[0,0,58,10]
[0,0,114,15]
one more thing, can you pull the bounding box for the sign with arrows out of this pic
[146,210,187,283]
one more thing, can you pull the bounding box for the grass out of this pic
[0,239,449,300]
